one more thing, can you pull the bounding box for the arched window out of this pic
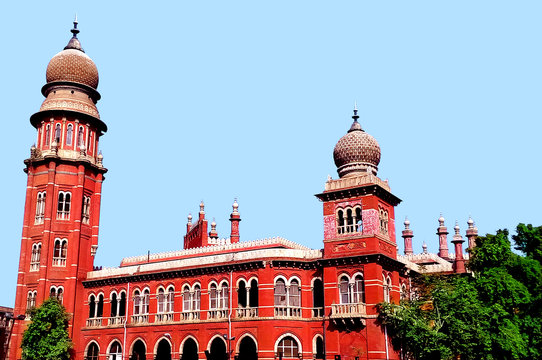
[111,292,118,317]
[26,291,37,311]
[133,290,141,315]
[57,287,64,304]
[249,279,259,308]
[45,124,50,146]
[183,285,191,311]
[54,123,61,143]
[66,124,73,146]
[209,283,218,309]
[167,286,175,313]
[78,126,85,148]
[314,336,324,359]
[157,288,166,313]
[82,195,91,224]
[57,191,71,220]
[379,208,389,235]
[119,291,126,317]
[383,276,392,302]
[220,282,229,309]
[143,289,150,314]
[30,243,41,271]
[86,342,99,360]
[339,276,350,304]
[346,208,354,233]
[337,210,345,234]
[53,238,67,266]
[274,279,287,306]
[96,294,103,317]
[192,284,201,311]
[238,280,247,308]
[35,192,46,224]
[353,274,365,303]
[289,279,300,307]
[50,287,57,299]
[277,336,299,358]
[355,207,363,232]
[108,341,122,360]
[89,295,96,318]
[400,283,408,300]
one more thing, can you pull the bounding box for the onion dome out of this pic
[45,19,99,89]
[333,107,381,178]
[32,19,105,130]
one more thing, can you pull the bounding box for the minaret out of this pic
[466,216,478,250]
[229,199,241,243]
[437,214,450,260]
[451,221,466,273]
[11,20,107,360]
[402,217,414,255]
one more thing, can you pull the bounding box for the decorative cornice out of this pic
[315,184,401,206]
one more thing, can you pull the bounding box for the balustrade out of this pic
[274,306,301,318]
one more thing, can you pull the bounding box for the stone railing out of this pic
[86,317,103,327]
[208,309,229,319]
[274,306,301,318]
[325,174,391,192]
[330,303,366,318]
[181,310,201,321]
[155,312,174,323]
[312,307,324,318]
[131,314,149,324]
[236,307,258,318]
[107,316,126,326]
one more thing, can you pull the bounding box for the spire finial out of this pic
[65,17,84,52]
[352,102,359,120]
[71,14,80,38]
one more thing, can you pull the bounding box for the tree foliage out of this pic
[21,297,72,360]
[378,224,542,360]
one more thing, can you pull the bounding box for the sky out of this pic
[1,1,541,308]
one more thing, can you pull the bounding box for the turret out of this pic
[402,217,414,255]
[451,221,466,273]
[229,199,241,243]
[437,214,449,260]
[466,216,478,250]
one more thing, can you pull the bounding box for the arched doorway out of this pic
[315,337,324,359]
[208,337,227,360]
[238,336,257,360]
[156,339,172,360]
[313,279,324,316]
[132,339,146,360]
[181,338,198,360]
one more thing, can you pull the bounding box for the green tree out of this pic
[378,224,542,360]
[21,297,72,360]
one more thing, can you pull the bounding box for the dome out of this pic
[333,109,381,178]
[45,21,99,89]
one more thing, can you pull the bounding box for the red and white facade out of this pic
[10,23,475,360]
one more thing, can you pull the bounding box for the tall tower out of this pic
[11,20,106,359]
[316,108,402,360]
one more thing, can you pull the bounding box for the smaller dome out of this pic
[45,21,99,89]
[46,49,99,89]
[333,109,381,178]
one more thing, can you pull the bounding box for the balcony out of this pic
[236,307,258,318]
[156,312,174,323]
[52,258,66,267]
[181,310,201,321]
[330,303,366,327]
[107,316,126,326]
[131,314,149,324]
[86,317,103,327]
[312,307,324,318]
[274,306,301,318]
[208,309,228,319]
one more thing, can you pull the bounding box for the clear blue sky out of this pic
[1,1,541,308]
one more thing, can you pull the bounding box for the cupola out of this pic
[333,106,381,178]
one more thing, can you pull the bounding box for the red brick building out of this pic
[10,21,475,360]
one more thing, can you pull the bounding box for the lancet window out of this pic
[57,191,71,220]
[337,205,362,235]
[53,238,67,266]
[274,277,302,317]
[30,243,41,271]
[379,207,389,235]
[35,191,46,224]
[82,195,91,224]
